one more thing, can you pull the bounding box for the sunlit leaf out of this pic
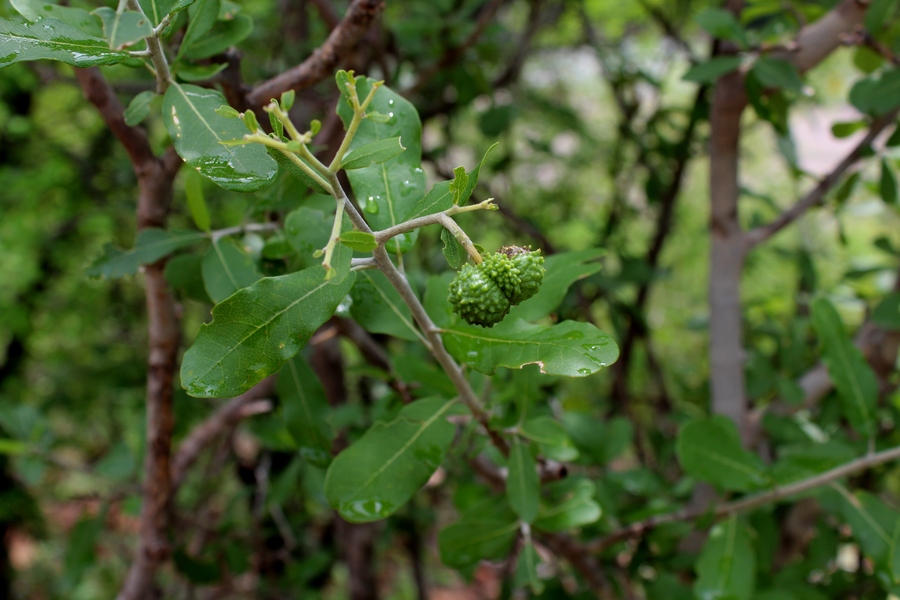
[10,0,102,37]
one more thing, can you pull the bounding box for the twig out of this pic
[745,109,900,248]
[247,0,385,108]
[588,444,900,553]
[171,378,276,489]
[373,200,497,247]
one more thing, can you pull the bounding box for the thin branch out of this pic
[247,0,384,108]
[589,444,900,553]
[170,378,276,489]
[779,0,867,73]
[373,200,497,246]
[745,109,900,248]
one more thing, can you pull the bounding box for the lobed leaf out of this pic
[180,243,355,398]
[441,319,618,377]
[163,83,277,191]
[324,397,459,522]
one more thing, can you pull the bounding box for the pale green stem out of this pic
[265,102,306,143]
[244,133,333,193]
[321,197,345,279]
[328,81,383,173]
[373,199,496,248]
[438,214,483,264]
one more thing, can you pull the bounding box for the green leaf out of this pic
[676,416,767,491]
[334,69,356,104]
[831,121,867,139]
[449,166,468,205]
[93,8,152,50]
[872,292,900,330]
[442,319,618,377]
[533,478,602,532]
[865,0,897,33]
[811,298,877,440]
[284,207,330,267]
[182,12,252,60]
[769,441,856,485]
[404,144,497,220]
[563,414,631,465]
[277,354,333,467]
[850,70,900,116]
[201,239,262,303]
[520,416,578,460]
[683,56,743,84]
[164,254,210,302]
[180,243,355,397]
[509,249,604,322]
[175,62,227,82]
[750,57,804,93]
[163,83,277,192]
[695,8,748,47]
[881,158,898,205]
[184,169,211,231]
[341,137,405,170]
[337,78,426,254]
[339,230,377,252]
[507,439,539,523]
[438,497,519,568]
[324,397,459,522]
[835,487,898,565]
[177,0,218,59]
[694,516,756,600]
[10,0,102,37]
[268,147,330,195]
[123,90,158,127]
[0,16,131,68]
[440,228,463,269]
[139,0,195,26]
[514,542,544,594]
[87,229,205,278]
[349,270,420,342]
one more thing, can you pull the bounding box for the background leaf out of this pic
[533,478,602,532]
[676,416,767,491]
[507,438,539,523]
[87,229,205,278]
[811,298,877,440]
[349,270,420,341]
[93,8,152,50]
[163,82,276,191]
[180,243,354,397]
[438,497,519,568]
[508,249,604,322]
[324,397,458,522]
[201,239,262,303]
[277,354,333,467]
[694,516,756,600]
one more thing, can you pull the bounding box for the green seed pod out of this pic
[448,263,511,327]
[480,251,522,303]
[503,246,545,305]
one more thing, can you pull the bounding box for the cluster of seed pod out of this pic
[448,246,545,327]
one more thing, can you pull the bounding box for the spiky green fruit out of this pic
[448,263,511,327]
[447,246,545,328]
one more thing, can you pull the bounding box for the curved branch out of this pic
[247,0,384,107]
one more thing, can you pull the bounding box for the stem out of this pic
[126,0,171,93]
[438,214,483,264]
[322,197,346,278]
[265,101,307,142]
[209,222,279,243]
[373,199,496,248]
[328,80,383,173]
[245,133,334,193]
